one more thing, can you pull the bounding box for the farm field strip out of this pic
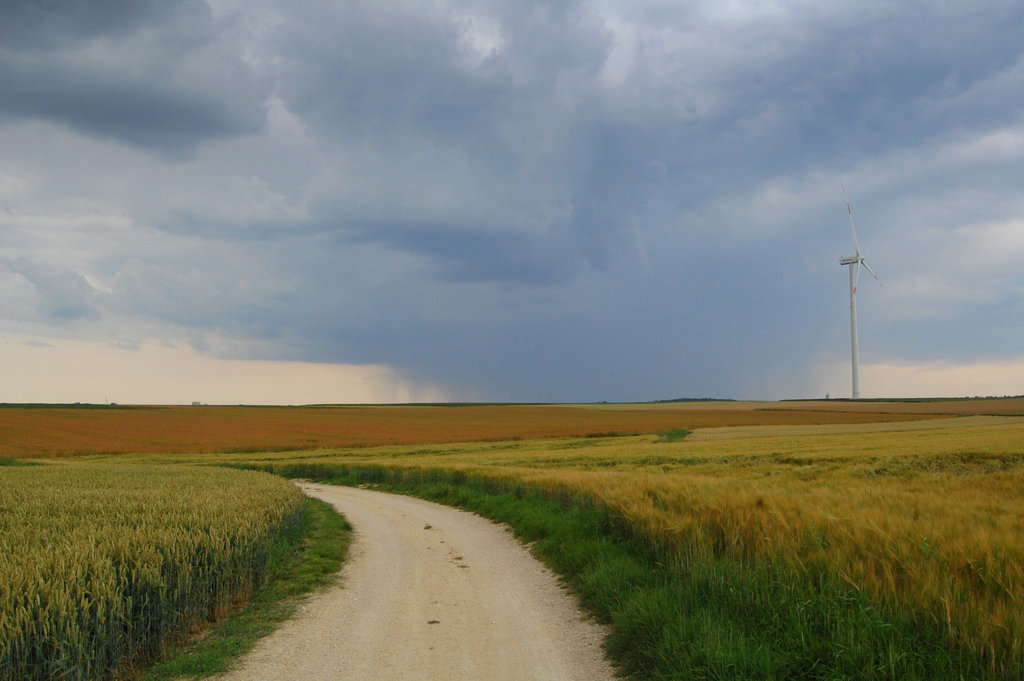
[685,413,1024,440]
[1,399,1002,459]
[113,412,1024,471]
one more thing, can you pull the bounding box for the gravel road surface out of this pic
[214,482,617,681]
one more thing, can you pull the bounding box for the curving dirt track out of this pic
[214,483,617,681]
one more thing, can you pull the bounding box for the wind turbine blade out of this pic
[851,261,860,307]
[842,184,862,256]
[861,259,880,283]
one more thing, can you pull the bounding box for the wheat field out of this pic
[0,464,304,681]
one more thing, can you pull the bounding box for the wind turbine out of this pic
[839,186,878,399]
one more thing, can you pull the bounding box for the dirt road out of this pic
[215,483,617,681]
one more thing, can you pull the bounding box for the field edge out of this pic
[139,495,352,681]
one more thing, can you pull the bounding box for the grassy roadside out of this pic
[140,496,351,681]
[241,463,997,681]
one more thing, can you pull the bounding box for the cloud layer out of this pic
[2,0,1023,402]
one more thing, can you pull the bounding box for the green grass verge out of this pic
[140,496,351,680]
[236,463,999,681]
[657,428,692,442]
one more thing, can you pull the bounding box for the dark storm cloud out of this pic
[265,0,647,282]
[3,0,1024,401]
[265,0,1024,292]
[346,224,579,285]
[0,257,100,321]
[0,0,176,49]
[0,0,269,154]
[273,4,496,138]
[272,1,611,137]
[607,2,1024,171]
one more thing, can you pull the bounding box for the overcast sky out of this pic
[2,0,1023,404]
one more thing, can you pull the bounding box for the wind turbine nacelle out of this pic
[839,255,861,266]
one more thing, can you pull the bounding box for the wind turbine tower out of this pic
[839,186,878,399]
